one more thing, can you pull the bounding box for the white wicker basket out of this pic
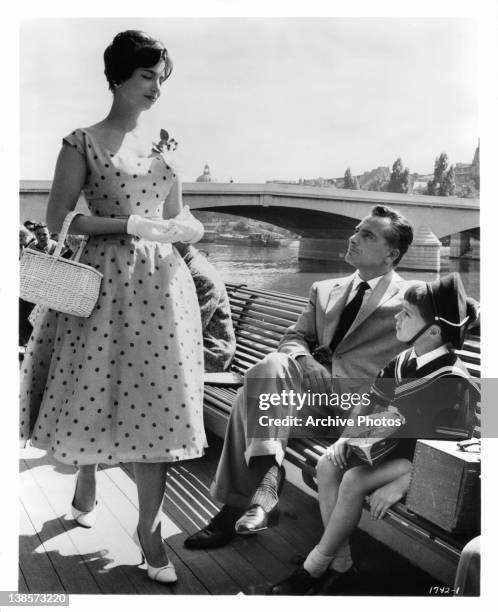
[20,212,103,317]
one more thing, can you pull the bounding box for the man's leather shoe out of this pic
[183,522,234,549]
[235,504,280,535]
[184,505,243,549]
[267,568,321,595]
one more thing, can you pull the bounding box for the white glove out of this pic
[167,206,204,244]
[127,215,174,243]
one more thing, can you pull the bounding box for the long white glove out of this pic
[166,206,204,244]
[127,215,174,243]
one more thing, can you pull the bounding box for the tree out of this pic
[427,153,456,196]
[370,174,389,192]
[232,219,251,233]
[456,180,478,199]
[440,164,456,196]
[343,168,358,190]
[387,158,410,193]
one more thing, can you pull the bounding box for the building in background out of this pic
[455,141,480,184]
[196,164,215,183]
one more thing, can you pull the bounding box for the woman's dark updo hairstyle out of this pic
[104,30,173,91]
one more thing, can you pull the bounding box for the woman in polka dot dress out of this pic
[20,30,206,583]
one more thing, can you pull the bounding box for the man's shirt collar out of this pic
[352,271,385,293]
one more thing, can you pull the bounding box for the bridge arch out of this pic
[194,205,358,238]
[183,183,479,239]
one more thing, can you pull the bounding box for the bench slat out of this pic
[462,338,480,354]
[204,384,237,399]
[462,364,481,378]
[234,347,270,362]
[455,349,480,366]
[230,309,296,331]
[229,296,305,319]
[231,314,292,335]
[226,284,308,306]
[231,355,260,370]
[233,325,283,344]
[203,392,233,413]
[235,336,280,353]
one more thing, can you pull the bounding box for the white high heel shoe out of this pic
[70,500,98,528]
[132,530,177,584]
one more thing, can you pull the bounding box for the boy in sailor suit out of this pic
[269,272,480,595]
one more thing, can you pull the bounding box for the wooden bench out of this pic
[203,282,481,585]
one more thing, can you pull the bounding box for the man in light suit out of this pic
[184,205,414,549]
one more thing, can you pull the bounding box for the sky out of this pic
[20,17,479,183]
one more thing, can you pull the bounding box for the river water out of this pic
[200,241,480,300]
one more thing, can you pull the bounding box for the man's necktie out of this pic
[330,281,370,353]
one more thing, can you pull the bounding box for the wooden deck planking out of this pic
[169,461,311,568]
[19,502,66,594]
[100,465,210,594]
[160,532,241,595]
[22,458,138,595]
[170,451,319,591]
[21,455,150,595]
[19,449,205,595]
[120,449,310,594]
[177,441,323,559]
[20,438,440,596]
[175,454,316,560]
[165,485,269,593]
[168,454,306,576]
[19,457,101,593]
[117,462,268,593]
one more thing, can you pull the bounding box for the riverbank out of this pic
[201,242,480,300]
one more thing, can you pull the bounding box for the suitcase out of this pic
[406,439,480,533]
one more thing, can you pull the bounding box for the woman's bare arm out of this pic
[162,175,182,220]
[46,145,127,236]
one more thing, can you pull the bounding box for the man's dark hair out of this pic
[371,205,413,266]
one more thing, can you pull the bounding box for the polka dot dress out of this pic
[20,129,206,466]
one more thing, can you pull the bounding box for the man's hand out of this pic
[324,438,351,469]
[295,354,332,395]
[368,475,410,520]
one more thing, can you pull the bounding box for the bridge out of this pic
[20,180,479,238]
[182,183,479,239]
[20,181,479,270]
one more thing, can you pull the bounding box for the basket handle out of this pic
[53,211,83,258]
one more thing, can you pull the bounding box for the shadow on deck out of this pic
[19,433,444,596]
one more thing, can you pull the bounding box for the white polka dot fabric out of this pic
[19,129,206,465]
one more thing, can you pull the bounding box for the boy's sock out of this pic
[303,545,335,578]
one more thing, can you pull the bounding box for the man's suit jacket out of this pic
[278,270,408,392]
